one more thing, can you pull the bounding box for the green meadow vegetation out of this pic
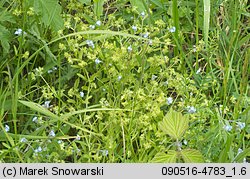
[0,0,249,162]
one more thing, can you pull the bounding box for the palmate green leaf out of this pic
[151,150,178,163]
[0,9,15,23]
[158,108,189,140]
[31,0,64,32]
[0,24,11,54]
[180,149,204,163]
[18,100,60,120]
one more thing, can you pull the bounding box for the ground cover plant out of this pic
[0,0,249,163]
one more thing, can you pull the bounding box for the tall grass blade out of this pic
[18,100,60,120]
[203,0,210,47]
[172,0,179,56]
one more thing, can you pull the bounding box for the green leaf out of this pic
[0,24,11,54]
[181,149,204,163]
[234,148,250,163]
[18,100,60,120]
[150,0,165,9]
[78,0,91,5]
[218,135,233,162]
[130,0,146,13]
[32,0,64,32]
[2,142,10,149]
[151,150,178,163]
[94,0,105,18]
[158,108,189,140]
[0,9,15,23]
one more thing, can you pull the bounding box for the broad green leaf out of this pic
[32,0,64,32]
[0,9,15,23]
[0,24,11,54]
[151,150,178,163]
[158,108,189,140]
[18,100,60,120]
[180,149,204,163]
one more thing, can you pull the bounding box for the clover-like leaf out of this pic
[158,108,189,140]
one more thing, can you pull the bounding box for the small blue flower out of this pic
[32,116,38,123]
[34,146,42,153]
[58,140,63,144]
[76,134,81,141]
[193,45,197,52]
[237,148,243,154]
[14,28,22,35]
[80,91,84,98]
[196,68,201,74]
[127,45,132,52]
[183,139,188,145]
[166,97,173,105]
[49,130,55,137]
[20,137,28,143]
[151,75,157,81]
[89,25,95,29]
[5,125,10,132]
[86,40,95,48]
[118,75,122,81]
[43,101,51,108]
[95,58,102,64]
[224,124,232,131]
[96,20,101,26]
[187,106,196,113]
[169,26,176,33]
[14,28,27,35]
[132,25,137,31]
[47,69,53,74]
[140,11,146,17]
[100,149,108,156]
[236,122,245,130]
[143,32,149,38]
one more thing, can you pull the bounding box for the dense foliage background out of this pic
[0,0,249,163]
